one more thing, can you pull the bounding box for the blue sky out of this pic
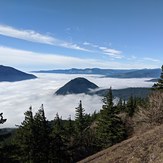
[0,0,162,70]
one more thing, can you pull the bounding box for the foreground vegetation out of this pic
[0,65,163,163]
[0,89,145,163]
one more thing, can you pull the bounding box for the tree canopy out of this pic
[97,87,127,147]
[153,65,163,90]
[0,113,7,124]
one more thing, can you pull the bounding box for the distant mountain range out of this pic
[55,77,98,95]
[108,69,161,78]
[0,65,37,82]
[33,68,133,75]
[33,68,161,78]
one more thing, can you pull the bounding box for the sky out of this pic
[0,73,153,127]
[0,0,163,71]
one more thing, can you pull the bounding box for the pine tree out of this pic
[73,101,96,161]
[15,105,51,163]
[97,87,126,147]
[153,65,163,90]
[15,106,37,163]
[126,96,135,117]
[75,100,86,136]
[33,104,50,162]
[49,113,69,163]
[66,115,74,139]
[65,115,75,162]
[117,98,123,113]
[91,111,98,122]
[0,113,7,124]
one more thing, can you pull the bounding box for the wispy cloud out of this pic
[99,46,122,58]
[83,42,91,46]
[143,57,160,62]
[83,41,98,48]
[0,46,123,70]
[0,46,91,69]
[83,41,123,59]
[0,46,159,70]
[0,24,88,51]
[0,24,123,58]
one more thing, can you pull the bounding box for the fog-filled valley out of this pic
[0,73,154,127]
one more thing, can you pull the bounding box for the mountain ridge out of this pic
[92,87,150,99]
[32,68,161,78]
[0,65,37,82]
[32,68,138,75]
[55,77,99,95]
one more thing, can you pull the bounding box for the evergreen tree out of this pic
[117,98,125,113]
[15,105,51,163]
[66,115,74,139]
[153,65,163,90]
[33,104,50,162]
[73,101,97,162]
[49,113,69,163]
[91,111,98,122]
[0,113,7,124]
[75,100,86,136]
[65,115,75,162]
[15,106,37,163]
[0,113,20,163]
[126,96,136,117]
[97,87,126,147]
[0,112,7,141]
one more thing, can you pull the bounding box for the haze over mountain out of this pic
[108,68,161,78]
[55,77,99,95]
[33,68,133,75]
[0,65,37,82]
[33,68,161,78]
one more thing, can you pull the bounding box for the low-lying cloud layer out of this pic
[0,74,153,127]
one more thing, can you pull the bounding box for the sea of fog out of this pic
[0,73,154,127]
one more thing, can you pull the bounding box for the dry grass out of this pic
[133,91,163,135]
[78,91,163,163]
[78,124,163,163]
[135,91,163,125]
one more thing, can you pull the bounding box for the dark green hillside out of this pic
[55,77,98,95]
[91,87,151,99]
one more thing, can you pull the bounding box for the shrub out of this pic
[134,91,163,127]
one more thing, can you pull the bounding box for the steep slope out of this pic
[55,77,98,95]
[78,124,163,163]
[0,65,37,82]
